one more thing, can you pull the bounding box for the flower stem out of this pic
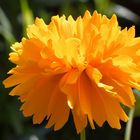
[124,107,135,140]
[80,129,86,140]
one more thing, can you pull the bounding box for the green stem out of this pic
[80,129,86,140]
[124,107,135,140]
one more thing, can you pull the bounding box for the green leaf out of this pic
[113,4,140,24]
[20,0,34,36]
[0,7,16,45]
[94,0,115,16]
[133,89,140,117]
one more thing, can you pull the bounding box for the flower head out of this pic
[3,10,140,133]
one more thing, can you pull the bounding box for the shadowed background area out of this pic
[0,0,140,140]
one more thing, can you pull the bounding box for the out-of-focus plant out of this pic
[20,0,34,36]
[0,7,16,46]
[124,89,140,140]
[94,0,140,25]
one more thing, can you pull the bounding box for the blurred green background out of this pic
[1,0,140,140]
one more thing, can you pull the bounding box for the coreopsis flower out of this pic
[3,10,140,133]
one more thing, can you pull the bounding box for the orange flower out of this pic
[3,10,140,133]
